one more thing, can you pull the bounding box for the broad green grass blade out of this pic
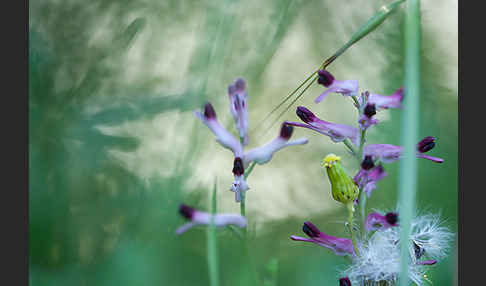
[398,0,421,285]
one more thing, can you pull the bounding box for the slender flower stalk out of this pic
[207,181,219,286]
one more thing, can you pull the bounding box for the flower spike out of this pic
[228,78,249,145]
[290,221,354,256]
[314,69,359,103]
[243,123,308,167]
[176,204,247,235]
[194,102,243,157]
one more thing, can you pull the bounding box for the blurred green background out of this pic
[29,0,457,285]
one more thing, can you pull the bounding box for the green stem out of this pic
[343,138,359,157]
[208,180,219,286]
[347,202,359,256]
[359,189,367,236]
[398,0,421,285]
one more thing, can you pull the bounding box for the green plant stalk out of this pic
[240,162,256,220]
[398,0,420,285]
[208,180,219,286]
[347,202,359,256]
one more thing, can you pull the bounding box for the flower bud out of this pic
[339,277,352,286]
[321,154,359,204]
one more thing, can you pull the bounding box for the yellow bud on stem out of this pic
[322,154,360,204]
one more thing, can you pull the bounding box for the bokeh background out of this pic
[29,0,458,285]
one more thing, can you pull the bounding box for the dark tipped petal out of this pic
[179,204,195,219]
[363,103,377,118]
[203,102,217,119]
[280,123,294,140]
[339,277,352,286]
[232,157,245,176]
[413,241,425,259]
[385,212,398,225]
[417,136,436,153]
[234,78,246,90]
[418,260,437,265]
[361,155,375,170]
[302,221,320,238]
[296,106,316,123]
[317,69,335,87]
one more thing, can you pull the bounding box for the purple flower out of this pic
[290,221,354,256]
[339,277,352,286]
[176,204,247,235]
[363,137,444,163]
[194,102,243,157]
[228,78,249,145]
[364,212,399,232]
[315,70,359,103]
[285,106,360,146]
[230,157,249,202]
[368,87,404,110]
[358,102,379,130]
[353,157,387,197]
[417,260,437,265]
[243,123,308,167]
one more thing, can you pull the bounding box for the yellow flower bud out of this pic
[321,154,359,204]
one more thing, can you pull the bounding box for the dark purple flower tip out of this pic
[296,106,316,123]
[363,103,377,118]
[232,157,245,176]
[417,136,436,153]
[413,241,425,259]
[361,155,375,170]
[280,123,294,140]
[317,69,335,87]
[302,221,321,238]
[179,204,195,219]
[385,212,398,225]
[234,78,246,90]
[339,277,352,286]
[203,102,217,119]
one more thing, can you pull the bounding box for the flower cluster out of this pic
[194,78,308,202]
[288,69,449,285]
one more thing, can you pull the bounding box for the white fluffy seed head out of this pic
[341,211,454,286]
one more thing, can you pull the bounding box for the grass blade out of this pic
[398,0,420,285]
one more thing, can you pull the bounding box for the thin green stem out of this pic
[207,180,219,286]
[398,0,421,285]
[244,162,257,180]
[347,202,359,256]
[343,138,359,157]
[358,129,366,160]
[359,189,367,236]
